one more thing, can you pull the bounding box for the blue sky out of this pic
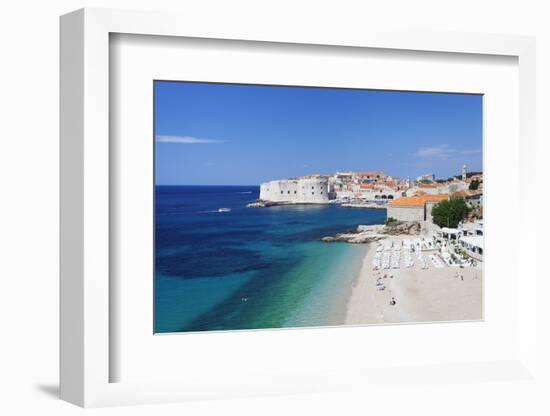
[155,81,482,185]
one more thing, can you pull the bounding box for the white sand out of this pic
[344,237,483,325]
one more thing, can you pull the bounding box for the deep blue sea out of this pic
[155,185,386,333]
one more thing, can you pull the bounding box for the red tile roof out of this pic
[389,194,449,207]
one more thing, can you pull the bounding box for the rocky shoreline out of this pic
[320,221,421,244]
[340,203,387,209]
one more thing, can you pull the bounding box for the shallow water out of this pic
[155,185,386,333]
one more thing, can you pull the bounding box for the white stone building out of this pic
[439,180,469,194]
[387,204,425,222]
[406,180,468,196]
[259,177,330,204]
[416,173,436,183]
[459,235,484,260]
[387,194,450,222]
[351,185,401,201]
[406,183,441,196]
[437,220,484,261]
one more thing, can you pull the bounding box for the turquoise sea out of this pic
[155,185,386,333]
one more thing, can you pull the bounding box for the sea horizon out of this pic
[156,184,261,187]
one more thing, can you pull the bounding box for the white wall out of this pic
[387,206,425,222]
[1,1,549,415]
[350,186,400,201]
[260,178,329,203]
[440,182,469,194]
[425,202,436,223]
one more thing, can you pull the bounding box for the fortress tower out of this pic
[462,164,467,181]
[260,177,330,203]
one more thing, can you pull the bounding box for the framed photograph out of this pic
[60,8,538,407]
[153,81,483,334]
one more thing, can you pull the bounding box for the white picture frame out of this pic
[60,7,538,407]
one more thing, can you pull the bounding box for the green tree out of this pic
[469,179,480,190]
[431,198,470,228]
[385,217,399,226]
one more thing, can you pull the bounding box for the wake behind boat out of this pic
[197,207,232,214]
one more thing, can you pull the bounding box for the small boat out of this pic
[218,208,231,212]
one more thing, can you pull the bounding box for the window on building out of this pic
[312,192,314,195]
[320,192,323,195]
[294,191,297,194]
[280,191,283,194]
[288,190,290,194]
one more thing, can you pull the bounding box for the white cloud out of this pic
[155,135,225,144]
[415,144,481,160]
[415,144,451,159]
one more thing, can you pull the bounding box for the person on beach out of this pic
[390,297,396,306]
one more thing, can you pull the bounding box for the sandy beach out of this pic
[345,236,483,325]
